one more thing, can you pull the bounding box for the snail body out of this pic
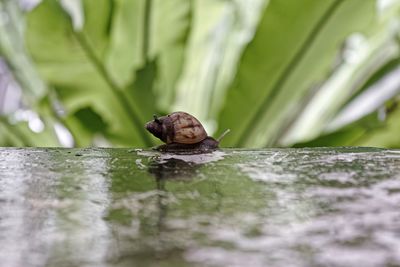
[145,112,207,144]
[145,112,229,153]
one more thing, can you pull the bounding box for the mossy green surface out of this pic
[0,147,399,267]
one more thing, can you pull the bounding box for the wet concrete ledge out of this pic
[0,147,400,267]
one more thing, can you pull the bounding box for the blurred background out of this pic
[0,0,400,148]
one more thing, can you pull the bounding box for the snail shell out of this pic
[145,112,207,144]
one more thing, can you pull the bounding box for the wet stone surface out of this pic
[0,147,400,267]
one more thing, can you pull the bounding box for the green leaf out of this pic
[150,0,192,112]
[217,0,376,147]
[344,56,400,108]
[0,120,28,146]
[293,99,400,149]
[354,101,400,148]
[292,112,383,147]
[105,0,192,113]
[105,0,146,88]
[281,1,400,146]
[0,116,60,147]
[25,0,153,146]
[171,0,266,132]
[0,0,46,100]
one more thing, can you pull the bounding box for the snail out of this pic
[145,111,229,153]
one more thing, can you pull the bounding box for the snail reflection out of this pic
[146,156,205,240]
[146,151,225,231]
[148,157,201,181]
[146,150,226,182]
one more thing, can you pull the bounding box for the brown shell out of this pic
[168,112,207,144]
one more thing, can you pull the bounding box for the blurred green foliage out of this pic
[0,0,400,148]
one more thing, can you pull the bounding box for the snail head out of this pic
[145,115,163,140]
